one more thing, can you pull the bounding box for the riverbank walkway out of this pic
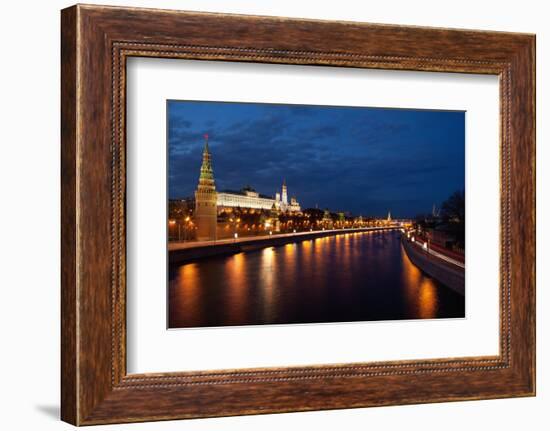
[405,236,464,269]
[169,226,401,252]
[401,236,465,295]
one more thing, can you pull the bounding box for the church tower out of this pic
[322,209,334,229]
[195,134,217,241]
[281,179,288,207]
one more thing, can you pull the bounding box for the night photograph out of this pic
[167,100,466,329]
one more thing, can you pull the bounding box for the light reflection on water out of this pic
[401,245,438,319]
[225,252,247,323]
[168,231,464,328]
[259,247,276,322]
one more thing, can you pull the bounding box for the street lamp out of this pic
[168,219,176,241]
[184,216,190,242]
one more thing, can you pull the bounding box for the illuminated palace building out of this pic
[217,183,301,212]
[194,134,301,240]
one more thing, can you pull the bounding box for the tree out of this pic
[440,190,465,223]
[440,190,465,247]
[168,199,192,220]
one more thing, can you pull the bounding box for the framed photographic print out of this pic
[165,100,466,330]
[61,4,535,425]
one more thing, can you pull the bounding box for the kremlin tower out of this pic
[281,178,288,206]
[194,134,218,241]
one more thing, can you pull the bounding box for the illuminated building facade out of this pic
[273,180,301,212]
[216,183,301,213]
[322,209,334,229]
[217,188,276,211]
[217,182,302,213]
[270,202,281,232]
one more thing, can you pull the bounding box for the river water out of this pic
[168,230,465,328]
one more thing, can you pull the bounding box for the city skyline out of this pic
[168,100,465,218]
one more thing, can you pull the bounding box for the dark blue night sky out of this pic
[168,100,464,218]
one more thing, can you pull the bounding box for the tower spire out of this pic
[199,134,214,183]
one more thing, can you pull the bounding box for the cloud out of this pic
[168,102,464,217]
